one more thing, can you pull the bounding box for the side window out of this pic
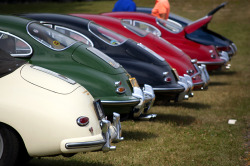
[54,26,94,47]
[133,20,161,36]
[122,19,132,25]
[0,31,32,57]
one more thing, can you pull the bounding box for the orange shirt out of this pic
[151,0,170,19]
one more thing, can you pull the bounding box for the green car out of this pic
[0,15,155,119]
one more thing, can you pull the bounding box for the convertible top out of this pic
[0,49,26,77]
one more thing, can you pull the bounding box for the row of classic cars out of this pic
[0,2,236,165]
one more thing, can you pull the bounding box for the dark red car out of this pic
[71,14,209,90]
[102,12,230,71]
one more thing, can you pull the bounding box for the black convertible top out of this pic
[0,49,26,77]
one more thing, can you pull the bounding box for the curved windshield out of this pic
[156,18,183,33]
[121,21,149,37]
[27,22,77,51]
[88,22,127,46]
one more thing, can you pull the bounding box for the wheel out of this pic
[0,125,21,166]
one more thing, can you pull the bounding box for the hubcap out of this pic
[0,133,3,159]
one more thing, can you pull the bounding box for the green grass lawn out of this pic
[1,0,250,165]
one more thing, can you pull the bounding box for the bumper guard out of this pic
[132,85,156,120]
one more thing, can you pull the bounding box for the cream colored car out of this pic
[0,61,123,166]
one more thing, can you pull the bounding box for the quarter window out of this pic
[89,22,127,46]
[42,23,93,47]
[123,19,161,37]
[121,21,148,37]
[156,18,183,33]
[27,22,77,51]
[54,26,94,47]
[0,30,32,57]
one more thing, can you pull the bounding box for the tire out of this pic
[0,125,21,166]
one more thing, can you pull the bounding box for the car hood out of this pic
[20,64,81,94]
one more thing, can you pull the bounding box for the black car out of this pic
[136,2,237,59]
[21,13,194,102]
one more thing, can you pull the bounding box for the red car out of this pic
[71,14,209,90]
[102,12,230,71]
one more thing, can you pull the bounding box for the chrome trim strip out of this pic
[197,61,225,65]
[65,140,106,149]
[153,87,184,92]
[31,65,76,85]
[101,99,140,106]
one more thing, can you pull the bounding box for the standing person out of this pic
[151,0,170,20]
[112,0,136,12]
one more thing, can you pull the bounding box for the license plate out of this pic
[129,77,139,87]
[172,68,180,81]
[93,99,105,120]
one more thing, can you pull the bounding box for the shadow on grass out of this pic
[208,81,230,86]
[155,113,196,126]
[208,70,237,76]
[25,158,113,166]
[154,101,211,110]
[122,130,157,141]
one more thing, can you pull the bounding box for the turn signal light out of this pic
[116,87,126,94]
[77,116,89,126]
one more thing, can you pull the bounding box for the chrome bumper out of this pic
[219,51,231,70]
[132,84,156,119]
[110,112,124,143]
[64,119,117,153]
[193,63,210,90]
[198,64,210,89]
[100,119,116,152]
[228,43,237,58]
[177,74,194,101]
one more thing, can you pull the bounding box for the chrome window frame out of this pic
[0,30,33,57]
[156,18,183,34]
[131,20,161,37]
[88,21,127,47]
[26,21,77,51]
[121,21,149,37]
[54,25,94,47]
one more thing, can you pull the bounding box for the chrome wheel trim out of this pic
[0,133,3,159]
